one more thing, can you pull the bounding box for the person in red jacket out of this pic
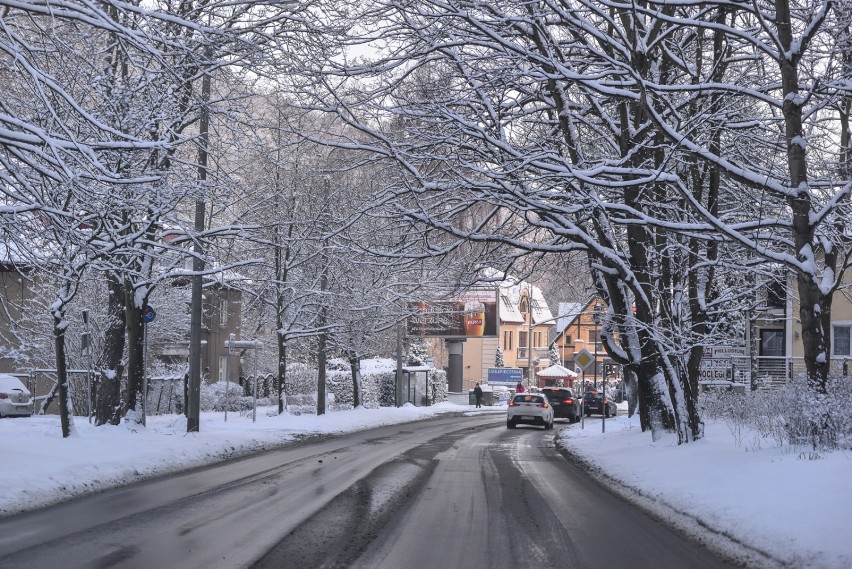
[515,381,526,393]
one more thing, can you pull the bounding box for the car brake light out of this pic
[539,402,549,408]
[564,399,573,404]
[508,401,518,407]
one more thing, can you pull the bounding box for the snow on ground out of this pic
[1,402,849,568]
[557,407,852,569]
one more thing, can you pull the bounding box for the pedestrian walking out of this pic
[474,382,483,408]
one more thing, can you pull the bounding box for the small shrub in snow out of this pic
[200,380,250,412]
[699,375,852,451]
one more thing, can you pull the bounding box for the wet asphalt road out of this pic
[0,414,734,569]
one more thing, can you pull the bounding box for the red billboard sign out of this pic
[408,290,498,338]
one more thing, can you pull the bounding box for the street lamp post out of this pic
[591,303,607,433]
[593,303,602,389]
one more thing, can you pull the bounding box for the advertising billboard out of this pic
[408,289,498,338]
[487,367,522,385]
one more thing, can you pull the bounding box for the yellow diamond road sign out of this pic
[575,348,595,371]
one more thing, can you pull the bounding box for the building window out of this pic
[759,329,785,357]
[564,334,573,346]
[766,280,786,309]
[588,329,602,351]
[519,331,528,349]
[503,331,513,351]
[218,355,228,381]
[219,299,228,327]
[833,325,851,356]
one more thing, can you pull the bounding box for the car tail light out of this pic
[0,393,7,399]
[564,399,573,405]
[538,402,549,408]
[508,401,518,407]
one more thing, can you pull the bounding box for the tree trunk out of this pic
[316,242,329,416]
[54,312,72,438]
[94,272,126,425]
[278,333,288,414]
[125,282,145,423]
[775,0,832,392]
[317,332,326,415]
[349,352,361,408]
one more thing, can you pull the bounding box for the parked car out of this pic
[0,374,34,418]
[507,393,554,429]
[582,390,617,418]
[540,387,581,423]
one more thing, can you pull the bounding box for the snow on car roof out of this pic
[0,374,30,394]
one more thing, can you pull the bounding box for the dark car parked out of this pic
[582,390,617,418]
[540,387,581,423]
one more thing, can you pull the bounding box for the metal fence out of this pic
[20,369,91,416]
[728,356,846,389]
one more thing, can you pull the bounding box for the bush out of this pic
[278,358,448,412]
[199,380,256,412]
[699,375,852,451]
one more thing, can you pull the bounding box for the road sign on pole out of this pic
[575,348,595,371]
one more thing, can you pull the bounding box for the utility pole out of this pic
[396,323,404,406]
[82,310,92,423]
[527,283,535,388]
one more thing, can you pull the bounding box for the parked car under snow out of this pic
[0,374,34,418]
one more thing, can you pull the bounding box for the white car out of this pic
[507,393,554,429]
[0,374,34,418]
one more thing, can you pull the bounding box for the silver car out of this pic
[507,393,554,429]
[0,374,34,418]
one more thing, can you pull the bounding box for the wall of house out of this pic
[0,268,30,374]
[496,322,553,386]
[748,267,851,380]
[202,287,242,383]
[461,336,499,388]
[829,268,852,374]
[552,302,607,383]
[461,322,554,388]
[463,337,483,386]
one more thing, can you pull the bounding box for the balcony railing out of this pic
[516,347,550,361]
[723,356,845,388]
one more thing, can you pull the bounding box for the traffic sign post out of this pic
[223,337,263,422]
[575,348,595,372]
[574,349,598,431]
[225,334,235,422]
[142,305,156,426]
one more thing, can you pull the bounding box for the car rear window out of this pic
[543,389,573,398]
[0,375,29,393]
[512,395,545,404]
